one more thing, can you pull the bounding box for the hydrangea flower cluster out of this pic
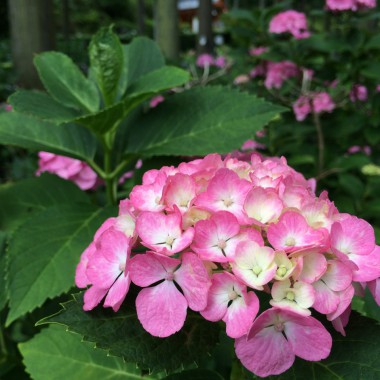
[326,0,376,11]
[293,92,336,121]
[76,153,380,377]
[269,10,310,39]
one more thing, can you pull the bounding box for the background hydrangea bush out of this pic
[1,2,380,379]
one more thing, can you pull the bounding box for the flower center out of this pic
[166,235,175,246]
[276,266,287,277]
[223,197,233,207]
[252,265,262,275]
[285,236,296,247]
[286,291,295,301]
[218,239,227,250]
[166,272,175,281]
[228,290,238,300]
[274,321,285,332]
[119,261,126,272]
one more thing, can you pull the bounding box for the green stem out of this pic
[0,327,7,356]
[104,145,117,205]
[313,110,325,176]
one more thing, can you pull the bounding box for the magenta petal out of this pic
[284,313,332,361]
[83,286,108,311]
[75,242,96,288]
[327,285,355,321]
[313,280,340,315]
[368,278,380,306]
[223,292,259,338]
[136,281,187,337]
[129,252,180,287]
[235,329,294,378]
[174,252,211,311]
[103,272,131,312]
[351,246,380,282]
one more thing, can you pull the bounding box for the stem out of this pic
[0,327,7,357]
[313,110,325,175]
[104,145,117,205]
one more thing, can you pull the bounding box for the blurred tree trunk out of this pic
[8,0,55,89]
[137,0,145,35]
[197,0,213,54]
[154,0,179,62]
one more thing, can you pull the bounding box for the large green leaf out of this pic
[9,90,81,123]
[34,51,100,113]
[125,37,165,88]
[19,325,149,380]
[6,204,116,326]
[0,231,7,311]
[0,112,97,161]
[0,174,90,231]
[89,26,124,106]
[39,292,221,373]
[165,370,224,380]
[258,312,380,380]
[125,86,286,157]
[125,66,190,98]
[74,66,189,135]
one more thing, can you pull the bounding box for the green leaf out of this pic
[6,204,116,326]
[126,66,189,98]
[20,325,151,380]
[338,173,364,200]
[126,37,165,88]
[9,90,81,123]
[89,26,124,106]
[263,312,380,380]
[39,292,221,373]
[126,86,286,157]
[164,370,224,380]
[0,173,90,231]
[361,62,380,80]
[352,288,380,323]
[75,66,189,135]
[0,112,97,161]
[34,52,100,113]
[0,231,8,311]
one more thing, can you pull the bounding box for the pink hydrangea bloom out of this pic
[269,11,310,39]
[265,61,299,89]
[293,96,311,121]
[196,53,214,68]
[36,152,98,190]
[249,46,268,56]
[356,0,377,8]
[313,92,335,113]
[76,152,380,377]
[214,56,227,68]
[293,92,335,121]
[350,84,368,102]
[326,0,356,10]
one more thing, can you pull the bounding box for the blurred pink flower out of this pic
[249,46,268,56]
[214,56,227,68]
[326,0,356,10]
[37,152,98,190]
[312,92,335,113]
[234,74,250,85]
[150,95,165,108]
[269,11,310,39]
[265,61,299,89]
[293,92,335,121]
[350,84,368,102]
[196,53,214,68]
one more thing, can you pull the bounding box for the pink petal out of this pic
[75,242,96,288]
[174,252,211,311]
[163,173,197,212]
[129,252,180,287]
[327,285,355,321]
[312,280,340,314]
[83,286,108,311]
[136,280,187,337]
[297,252,327,283]
[322,260,353,291]
[86,250,120,289]
[223,291,259,338]
[284,312,332,361]
[103,272,131,312]
[368,278,380,306]
[235,328,294,377]
[351,246,380,282]
[96,228,131,264]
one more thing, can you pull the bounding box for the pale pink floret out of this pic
[136,209,194,255]
[330,216,375,262]
[37,152,98,190]
[235,308,332,377]
[191,211,262,262]
[326,0,355,10]
[201,272,259,338]
[270,279,315,316]
[194,168,253,223]
[326,285,355,321]
[129,252,210,337]
[301,196,338,230]
[291,251,327,284]
[232,241,277,290]
[130,171,167,212]
[75,242,96,288]
[267,211,327,253]
[163,173,197,213]
[244,187,283,225]
[274,251,297,281]
[313,260,353,315]
[84,229,131,311]
[269,10,310,39]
